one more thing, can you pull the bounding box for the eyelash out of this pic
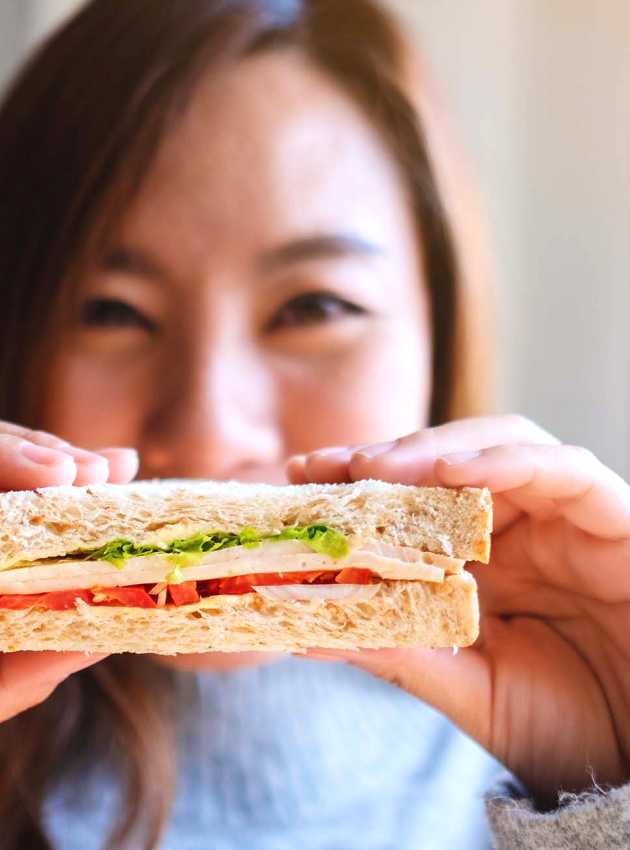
[79,291,366,335]
[265,291,366,332]
[79,298,156,333]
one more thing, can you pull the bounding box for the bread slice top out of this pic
[0,479,492,569]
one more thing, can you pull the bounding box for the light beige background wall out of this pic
[387,0,630,477]
[2,0,629,476]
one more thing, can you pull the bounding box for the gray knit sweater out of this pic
[486,774,630,849]
[45,658,630,849]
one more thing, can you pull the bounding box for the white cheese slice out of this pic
[0,540,465,595]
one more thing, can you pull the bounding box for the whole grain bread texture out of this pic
[0,479,492,568]
[0,574,478,653]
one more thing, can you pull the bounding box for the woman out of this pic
[0,1,627,848]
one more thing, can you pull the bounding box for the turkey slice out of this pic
[0,539,465,594]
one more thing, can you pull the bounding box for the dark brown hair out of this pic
[0,1,493,847]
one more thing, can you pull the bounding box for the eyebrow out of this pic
[258,234,385,274]
[101,234,385,282]
[101,246,166,281]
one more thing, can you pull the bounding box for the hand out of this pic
[0,421,138,489]
[0,421,138,721]
[288,415,630,807]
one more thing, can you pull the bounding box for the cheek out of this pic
[278,325,431,452]
[39,353,150,449]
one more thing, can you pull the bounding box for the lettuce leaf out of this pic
[83,524,348,570]
[273,525,349,559]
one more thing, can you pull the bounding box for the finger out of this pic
[58,447,109,486]
[0,426,117,489]
[435,444,630,539]
[287,444,369,484]
[0,435,77,490]
[295,416,558,485]
[96,448,139,483]
[302,448,362,484]
[479,493,523,535]
[0,651,106,722]
[349,417,558,485]
[286,455,307,484]
[0,422,71,450]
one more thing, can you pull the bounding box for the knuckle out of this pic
[502,414,559,445]
[303,451,327,472]
[0,426,67,450]
[0,421,27,438]
[348,451,370,475]
[30,429,67,448]
[0,433,23,450]
[389,430,431,454]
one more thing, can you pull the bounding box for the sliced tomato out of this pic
[241,570,332,586]
[205,574,259,595]
[309,571,341,584]
[0,593,50,610]
[335,568,375,584]
[41,589,93,610]
[201,569,374,596]
[0,590,92,610]
[209,571,303,595]
[168,581,199,606]
[93,586,156,608]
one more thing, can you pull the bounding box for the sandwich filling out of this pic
[0,525,466,611]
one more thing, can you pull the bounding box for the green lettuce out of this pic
[82,524,348,570]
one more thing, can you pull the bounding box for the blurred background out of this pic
[1,0,629,476]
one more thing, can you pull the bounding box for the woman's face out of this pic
[39,49,432,669]
[42,48,431,477]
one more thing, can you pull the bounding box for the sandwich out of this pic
[0,480,492,654]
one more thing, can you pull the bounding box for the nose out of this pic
[139,341,283,480]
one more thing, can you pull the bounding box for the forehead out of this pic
[118,48,417,264]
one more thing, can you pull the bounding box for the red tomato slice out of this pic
[0,594,49,610]
[201,569,373,596]
[214,574,260,595]
[309,571,341,584]
[241,570,326,586]
[42,589,93,610]
[168,581,199,606]
[0,590,93,610]
[213,571,320,595]
[93,586,156,608]
[335,568,374,584]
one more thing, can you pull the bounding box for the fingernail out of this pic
[354,441,395,460]
[95,447,138,455]
[439,451,481,466]
[60,446,108,464]
[20,443,74,467]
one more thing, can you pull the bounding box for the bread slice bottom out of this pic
[0,574,478,654]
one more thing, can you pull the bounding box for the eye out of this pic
[79,298,156,333]
[266,291,366,332]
